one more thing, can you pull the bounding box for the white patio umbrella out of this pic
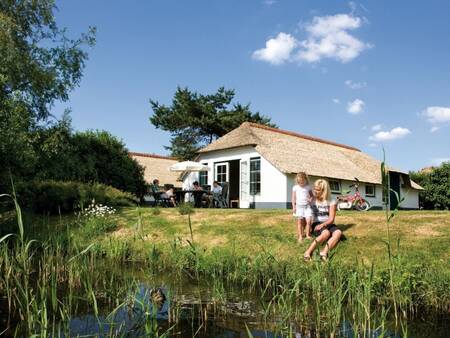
[169,161,210,172]
[169,161,210,202]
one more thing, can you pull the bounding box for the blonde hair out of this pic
[314,179,331,202]
[295,172,309,186]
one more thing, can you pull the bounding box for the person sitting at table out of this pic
[192,181,206,207]
[152,179,176,207]
[208,181,223,207]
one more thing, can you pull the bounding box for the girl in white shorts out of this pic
[292,172,314,242]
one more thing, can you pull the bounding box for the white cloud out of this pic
[345,79,367,89]
[369,127,411,142]
[253,13,371,65]
[332,98,340,104]
[422,106,450,132]
[252,32,297,65]
[296,14,371,63]
[368,142,377,147]
[371,124,381,131]
[431,158,450,166]
[347,99,365,114]
[430,126,439,133]
[423,106,450,123]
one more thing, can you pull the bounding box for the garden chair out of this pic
[150,184,171,207]
[214,182,229,208]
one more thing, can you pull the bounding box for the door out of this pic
[240,160,249,208]
[389,172,401,209]
[228,160,240,202]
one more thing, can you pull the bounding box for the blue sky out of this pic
[53,0,450,171]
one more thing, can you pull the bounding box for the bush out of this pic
[17,180,138,214]
[151,207,161,216]
[30,124,148,197]
[410,162,450,210]
[177,202,194,215]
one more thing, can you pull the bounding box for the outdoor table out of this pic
[174,190,208,206]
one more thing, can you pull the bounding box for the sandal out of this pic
[303,254,312,262]
[319,252,328,262]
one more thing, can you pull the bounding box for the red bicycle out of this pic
[336,178,371,211]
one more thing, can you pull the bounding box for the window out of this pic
[250,157,261,195]
[365,184,375,197]
[199,163,208,186]
[215,163,227,184]
[329,180,341,194]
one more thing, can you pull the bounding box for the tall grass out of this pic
[1,163,449,337]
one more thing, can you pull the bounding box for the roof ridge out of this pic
[129,152,176,160]
[242,122,361,152]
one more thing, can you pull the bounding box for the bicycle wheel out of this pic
[355,199,370,211]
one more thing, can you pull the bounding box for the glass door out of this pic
[240,160,249,207]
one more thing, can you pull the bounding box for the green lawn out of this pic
[97,208,450,268]
[5,207,449,270]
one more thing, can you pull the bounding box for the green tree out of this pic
[32,123,147,197]
[0,0,95,190]
[69,130,147,197]
[150,87,276,160]
[410,162,450,210]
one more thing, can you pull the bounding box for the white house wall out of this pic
[400,187,420,209]
[286,175,384,209]
[183,147,419,209]
[183,146,288,208]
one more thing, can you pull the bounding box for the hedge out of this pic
[16,180,138,214]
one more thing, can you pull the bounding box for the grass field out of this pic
[5,207,449,269]
[102,208,450,268]
[1,206,450,336]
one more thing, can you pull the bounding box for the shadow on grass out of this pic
[337,223,356,241]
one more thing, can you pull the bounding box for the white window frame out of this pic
[365,184,376,197]
[329,180,341,194]
[249,157,261,195]
[199,163,208,186]
[214,162,229,184]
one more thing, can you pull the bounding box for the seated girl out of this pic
[303,179,342,261]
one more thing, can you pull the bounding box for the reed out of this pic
[1,168,449,336]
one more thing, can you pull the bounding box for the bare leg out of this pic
[297,218,306,242]
[320,230,342,257]
[305,218,312,239]
[300,218,306,238]
[304,230,330,258]
[296,218,302,241]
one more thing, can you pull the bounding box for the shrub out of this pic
[151,207,161,216]
[410,162,450,210]
[80,202,118,235]
[177,202,194,215]
[17,180,138,214]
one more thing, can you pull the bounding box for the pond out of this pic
[3,266,448,338]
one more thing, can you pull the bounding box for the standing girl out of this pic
[303,179,342,261]
[292,172,314,242]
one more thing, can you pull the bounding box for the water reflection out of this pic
[7,278,447,338]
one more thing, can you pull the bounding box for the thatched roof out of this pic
[199,122,422,189]
[130,152,181,187]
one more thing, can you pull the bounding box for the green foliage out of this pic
[0,0,95,191]
[16,180,137,214]
[33,123,147,196]
[151,207,161,216]
[177,202,194,215]
[409,162,450,210]
[150,87,276,160]
[82,214,117,236]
